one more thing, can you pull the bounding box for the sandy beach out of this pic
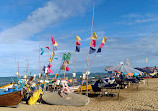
[0,78,158,111]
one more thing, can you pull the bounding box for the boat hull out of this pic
[0,90,26,107]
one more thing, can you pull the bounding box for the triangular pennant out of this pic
[45,47,50,50]
[65,53,71,61]
[76,45,80,52]
[102,36,107,44]
[97,47,101,53]
[40,48,44,55]
[42,66,46,72]
[47,67,54,74]
[48,63,52,68]
[99,42,104,48]
[53,47,57,51]
[54,41,58,46]
[90,39,96,47]
[89,47,96,54]
[51,37,55,45]
[51,51,55,57]
[92,32,97,39]
[50,57,53,62]
[76,36,81,41]
[62,53,67,60]
[76,41,81,45]
[60,65,65,71]
[66,66,70,71]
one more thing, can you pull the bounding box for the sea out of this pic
[0,72,109,86]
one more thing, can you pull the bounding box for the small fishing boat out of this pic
[75,85,92,92]
[0,89,26,107]
[0,83,13,91]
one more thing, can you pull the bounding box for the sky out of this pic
[0,0,158,77]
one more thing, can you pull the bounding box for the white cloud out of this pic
[0,0,91,43]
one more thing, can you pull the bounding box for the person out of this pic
[92,79,102,92]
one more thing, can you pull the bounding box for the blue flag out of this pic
[89,47,96,54]
[97,47,101,53]
[76,45,80,52]
[40,48,44,55]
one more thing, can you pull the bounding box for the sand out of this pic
[1,78,158,111]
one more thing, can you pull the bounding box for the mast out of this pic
[39,46,41,74]
[18,61,19,78]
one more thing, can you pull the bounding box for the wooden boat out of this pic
[75,85,92,92]
[42,91,90,106]
[0,89,26,107]
[0,83,13,90]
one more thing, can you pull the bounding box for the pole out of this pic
[86,2,95,96]
[18,61,19,78]
[39,46,41,74]
[73,39,77,86]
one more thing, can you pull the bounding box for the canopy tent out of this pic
[106,62,142,76]
[135,67,153,74]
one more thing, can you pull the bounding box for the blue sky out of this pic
[0,0,158,77]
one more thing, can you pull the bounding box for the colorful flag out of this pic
[146,58,148,62]
[76,36,81,41]
[66,66,70,71]
[40,48,44,55]
[45,47,50,50]
[54,41,58,46]
[92,32,97,39]
[53,47,57,51]
[50,57,53,62]
[97,47,101,53]
[89,47,96,54]
[99,42,104,48]
[51,37,55,45]
[60,65,65,71]
[76,41,81,45]
[102,36,107,44]
[126,59,129,65]
[65,52,71,61]
[90,39,96,47]
[48,63,52,68]
[62,53,67,60]
[42,66,46,71]
[51,51,55,57]
[76,45,80,52]
[47,67,54,74]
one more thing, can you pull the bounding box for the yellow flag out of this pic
[51,51,55,57]
[50,57,53,62]
[102,36,107,43]
[92,32,97,39]
[76,36,81,41]
[54,41,58,46]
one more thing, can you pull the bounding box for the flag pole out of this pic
[86,2,95,96]
[73,39,77,86]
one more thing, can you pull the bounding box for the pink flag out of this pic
[66,66,70,71]
[51,37,55,45]
[48,63,52,68]
[46,47,50,50]
[99,42,104,48]
[76,41,81,45]
[90,39,96,47]
[47,67,54,73]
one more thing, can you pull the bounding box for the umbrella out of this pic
[135,67,153,73]
[106,62,142,76]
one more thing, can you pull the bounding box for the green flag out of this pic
[62,53,67,60]
[65,52,71,61]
